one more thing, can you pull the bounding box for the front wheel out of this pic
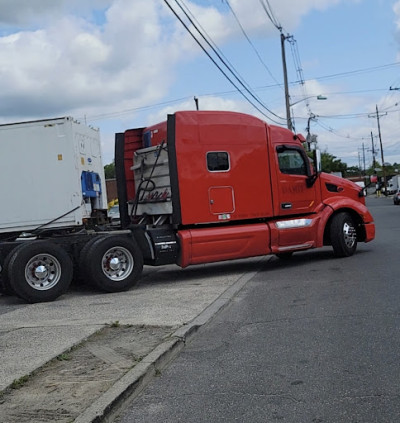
[330,212,357,257]
[84,235,143,292]
[6,241,73,303]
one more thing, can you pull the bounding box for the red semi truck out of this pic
[115,110,374,267]
[0,111,375,303]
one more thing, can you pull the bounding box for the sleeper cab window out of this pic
[207,151,230,172]
[277,147,307,176]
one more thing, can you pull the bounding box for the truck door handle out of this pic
[281,203,292,209]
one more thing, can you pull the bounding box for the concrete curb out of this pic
[74,338,185,423]
[75,258,267,422]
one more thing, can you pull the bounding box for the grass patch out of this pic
[11,375,29,390]
[110,321,120,328]
[56,353,72,361]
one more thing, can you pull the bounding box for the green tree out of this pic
[305,134,348,176]
[320,151,347,175]
[345,166,362,177]
[365,161,381,176]
[104,162,115,179]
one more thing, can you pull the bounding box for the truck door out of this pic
[274,145,318,216]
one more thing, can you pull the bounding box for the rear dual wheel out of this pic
[80,235,143,292]
[3,241,73,303]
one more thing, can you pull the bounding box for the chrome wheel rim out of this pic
[101,246,134,281]
[343,222,357,248]
[25,254,61,290]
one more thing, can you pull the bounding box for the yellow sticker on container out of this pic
[81,157,85,165]
[58,154,63,161]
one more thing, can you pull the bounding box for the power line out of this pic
[286,35,313,130]
[76,96,193,122]
[223,0,282,89]
[257,0,293,128]
[380,102,400,113]
[314,119,369,141]
[312,103,400,120]
[164,0,285,123]
[179,0,248,88]
[258,0,315,131]
[79,84,400,125]
[288,37,305,86]
[310,61,400,82]
[258,0,282,31]
[173,0,283,120]
[316,112,375,120]
[380,80,400,110]
[369,105,388,189]
[316,88,389,95]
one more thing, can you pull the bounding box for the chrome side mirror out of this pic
[314,148,322,173]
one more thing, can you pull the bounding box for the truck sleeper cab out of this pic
[116,110,375,270]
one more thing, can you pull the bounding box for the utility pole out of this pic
[370,131,377,171]
[280,32,292,131]
[306,113,316,150]
[361,142,366,176]
[369,105,387,193]
[360,142,368,186]
[376,105,387,193]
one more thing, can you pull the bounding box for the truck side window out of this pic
[207,152,230,172]
[277,148,307,175]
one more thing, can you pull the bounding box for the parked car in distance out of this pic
[108,205,120,224]
[393,189,400,205]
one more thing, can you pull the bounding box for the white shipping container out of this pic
[0,117,107,233]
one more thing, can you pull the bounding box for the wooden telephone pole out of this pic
[369,105,387,193]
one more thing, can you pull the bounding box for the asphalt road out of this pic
[116,196,400,423]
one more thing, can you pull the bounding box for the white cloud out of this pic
[0,0,361,123]
[0,0,112,27]
[0,0,181,120]
[394,0,400,26]
[186,0,359,41]
[394,0,400,60]
[147,95,251,124]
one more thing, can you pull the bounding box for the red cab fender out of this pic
[320,197,375,244]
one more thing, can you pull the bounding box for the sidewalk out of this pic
[0,258,265,422]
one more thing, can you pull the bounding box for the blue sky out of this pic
[0,0,400,169]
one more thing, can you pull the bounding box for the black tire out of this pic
[0,250,16,295]
[330,212,357,257]
[77,236,104,285]
[84,235,143,292]
[7,241,73,303]
[275,252,294,260]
